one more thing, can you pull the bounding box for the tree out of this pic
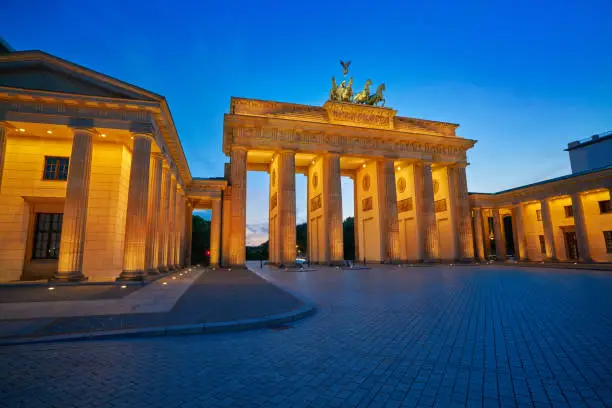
[343,217,355,260]
[191,215,211,264]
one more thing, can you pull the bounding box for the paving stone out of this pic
[0,264,610,408]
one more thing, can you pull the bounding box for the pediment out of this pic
[0,51,160,101]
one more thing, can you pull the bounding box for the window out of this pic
[604,231,612,254]
[32,213,63,259]
[43,157,69,180]
[599,200,611,214]
[536,209,542,221]
[564,205,574,218]
[434,199,447,213]
[538,235,546,254]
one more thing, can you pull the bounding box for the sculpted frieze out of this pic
[231,125,467,160]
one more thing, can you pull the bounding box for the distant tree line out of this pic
[191,215,358,264]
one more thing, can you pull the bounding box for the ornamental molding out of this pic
[0,87,192,188]
[224,118,472,162]
[323,101,397,130]
[469,168,612,208]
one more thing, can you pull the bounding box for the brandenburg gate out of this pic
[220,62,477,267]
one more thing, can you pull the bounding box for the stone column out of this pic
[473,208,486,261]
[175,191,184,267]
[119,133,152,281]
[492,208,506,260]
[377,160,400,262]
[145,153,163,275]
[210,198,222,267]
[221,186,232,267]
[454,165,474,261]
[540,198,557,260]
[229,147,247,267]
[571,193,592,262]
[482,210,492,259]
[353,174,360,262]
[184,202,193,266]
[167,176,177,270]
[446,166,460,260]
[420,162,439,261]
[0,123,8,191]
[55,126,94,281]
[511,204,527,261]
[278,150,297,265]
[158,166,170,272]
[324,153,343,264]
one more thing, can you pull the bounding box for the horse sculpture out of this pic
[352,79,372,104]
[330,77,354,102]
[365,83,386,107]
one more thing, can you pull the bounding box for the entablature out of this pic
[469,167,612,209]
[223,114,475,163]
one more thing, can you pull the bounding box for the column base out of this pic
[118,270,146,281]
[157,266,169,274]
[146,268,160,276]
[51,271,87,282]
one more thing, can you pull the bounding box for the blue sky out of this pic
[3,0,611,244]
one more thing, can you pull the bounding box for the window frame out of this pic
[32,213,63,260]
[564,205,574,218]
[42,156,70,181]
[599,200,611,215]
[536,209,542,221]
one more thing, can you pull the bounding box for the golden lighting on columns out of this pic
[54,122,95,281]
[119,131,153,281]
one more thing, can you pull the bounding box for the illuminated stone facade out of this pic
[223,97,477,265]
[0,51,225,281]
[471,167,612,263]
[0,48,609,283]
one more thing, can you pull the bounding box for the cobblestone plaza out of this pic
[2,265,611,407]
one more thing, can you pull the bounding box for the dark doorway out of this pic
[503,215,515,257]
[564,231,579,261]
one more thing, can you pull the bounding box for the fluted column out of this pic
[221,186,232,267]
[511,204,527,260]
[184,202,193,266]
[119,133,152,280]
[167,176,177,270]
[353,174,360,262]
[540,198,557,260]
[229,147,247,267]
[54,126,94,281]
[0,123,8,192]
[473,208,485,261]
[454,165,474,260]
[145,153,163,275]
[377,160,400,262]
[175,191,183,267]
[324,153,343,264]
[492,208,506,260]
[158,166,170,272]
[278,150,297,265]
[210,198,222,267]
[482,210,492,258]
[420,162,439,261]
[446,166,460,260]
[571,193,592,262]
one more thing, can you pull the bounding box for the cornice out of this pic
[469,167,612,208]
[0,51,161,101]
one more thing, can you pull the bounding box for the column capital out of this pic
[231,145,249,153]
[151,152,165,161]
[451,161,469,168]
[129,122,155,136]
